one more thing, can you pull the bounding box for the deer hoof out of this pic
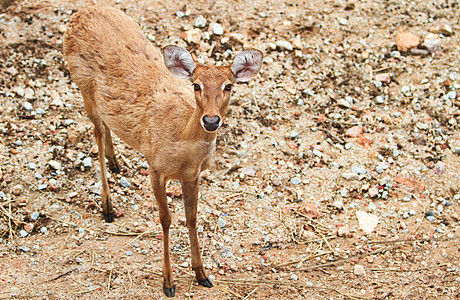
[163,285,176,298]
[109,165,121,173]
[103,212,114,223]
[198,278,213,288]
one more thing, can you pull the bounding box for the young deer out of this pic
[63,5,262,298]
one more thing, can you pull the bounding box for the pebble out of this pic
[430,19,453,36]
[369,187,378,198]
[338,18,348,26]
[290,131,299,138]
[19,246,31,252]
[396,32,420,51]
[36,108,46,115]
[337,98,352,108]
[341,173,359,181]
[291,274,299,280]
[194,16,207,28]
[356,211,379,234]
[48,160,62,170]
[181,28,202,44]
[275,40,293,51]
[120,177,131,188]
[375,165,384,174]
[345,126,362,137]
[14,87,25,97]
[312,149,322,158]
[375,73,390,83]
[433,162,446,175]
[125,251,133,256]
[83,157,92,168]
[30,212,40,221]
[290,177,301,185]
[210,23,224,35]
[401,85,411,94]
[19,230,29,237]
[375,95,385,104]
[12,184,23,196]
[147,34,155,42]
[352,165,367,175]
[38,184,48,190]
[354,264,366,276]
[40,227,48,233]
[455,147,460,155]
[218,217,226,228]
[27,162,37,170]
[443,91,457,101]
[403,212,409,219]
[88,182,102,195]
[22,102,33,112]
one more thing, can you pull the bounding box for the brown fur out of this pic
[63,4,246,296]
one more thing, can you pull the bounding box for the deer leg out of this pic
[82,92,114,223]
[181,178,212,288]
[87,115,114,222]
[103,123,121,173]
[149,169,175,297]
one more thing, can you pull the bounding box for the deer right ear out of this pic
[163,46,196,80]
[231,49,263,82]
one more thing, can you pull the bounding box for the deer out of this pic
[63,4,262,298]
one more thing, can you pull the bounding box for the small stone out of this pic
[275,40,293,51]
[27,162,37,170]
[290,131,299,138]
[40,227,48,233]
[147,34,155,42]
[290,177,301,185]
[38,184,48,190]
[291,274,299,280]
[218,217,226,228]
[48,160,62,170]
[396,32,420,51]
[433,162,446,175]
[210,23,224,35]
[181,28,202,44]
[125,251,133,256]
[375,165,384,174]
[120,177,131,188]
[12,184,23,196]
[19,230,29,237]
[356,211,379,234]
[82,157,92,168]
[30,212,40,221]
[48,179,61,191]
[22,102,33,112]
[181,262,189,268]
[89,182,102,195]
[175,11,185,18]
[403,212,409,219]
[57,24,66,33]
[444,91,457,101]
[375,73,390,83]
[369,187,379,197]
[36,108,46,115]
[338,18,348,26]
[423,37,440,53]
[19,246,31,252]
[454,147,460,155]
[409,209,416,215]
[375,95,385,104]
[312,149,322,158]
[354,264,366,276]
[341,173,359,181]
[194,16,207,28]
[337,98,351,108]
[14,87,25,97]
[401,85,411,94]
[292,38,302,49]
[352,165,367,175]
[337,224,350,236]
[24,223,34,233]
[430,19,453,36]
[345,126,362,137]
[240,167,258,177]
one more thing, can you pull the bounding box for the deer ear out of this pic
[231,49,263,82]
[163,46,196,80]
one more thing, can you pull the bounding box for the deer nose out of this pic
[202,115,221,132]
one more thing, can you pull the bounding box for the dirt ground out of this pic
[1,0,460,299]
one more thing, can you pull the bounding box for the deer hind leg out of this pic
[82,94,114,223]
[103,123,121,173]
[149,169,175,297]
[181,179,213,288]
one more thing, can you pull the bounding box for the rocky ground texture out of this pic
[0,0,459,299]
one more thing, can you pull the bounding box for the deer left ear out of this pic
[231,49,263,82]
[163,45,196,80]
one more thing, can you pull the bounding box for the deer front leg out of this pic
[181,178,213,288]
[149,170,175,297]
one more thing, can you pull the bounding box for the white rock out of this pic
[22,102,33,111]
[337,98,351,108]
[194,16,207,28]
[354,264,366,276]
[356,211,379,234]
[83,157,92,168]
[48,160,62,170]
[210,23,224,35]
[276,40,293,51]
[341,173,359,181]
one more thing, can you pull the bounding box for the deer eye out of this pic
[224,84,233,91]
[192,83,201,91]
